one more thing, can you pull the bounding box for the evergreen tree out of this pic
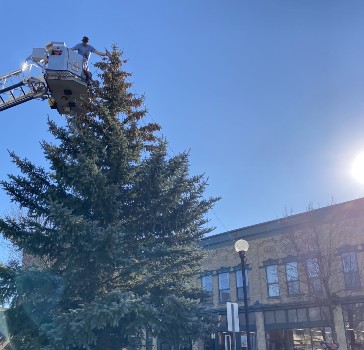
[0,46,218,350]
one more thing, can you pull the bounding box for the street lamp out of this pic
[234,239,251,350]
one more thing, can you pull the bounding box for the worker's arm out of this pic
[95,50,106,56]
[95,49,110,57]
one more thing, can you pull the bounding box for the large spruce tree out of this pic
[0,46,218,350]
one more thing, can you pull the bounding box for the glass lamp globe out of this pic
[234,239,249,252]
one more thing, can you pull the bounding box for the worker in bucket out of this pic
[71,36,108,82]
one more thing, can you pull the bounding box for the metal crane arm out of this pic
[0,69,47,112]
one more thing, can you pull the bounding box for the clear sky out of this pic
[1,0,364,262]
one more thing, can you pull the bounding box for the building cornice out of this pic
[201,197,364,249]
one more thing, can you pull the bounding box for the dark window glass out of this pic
[265,311,275,324]
[275,310,286,323]
[236,269,250,300]
[239,312,256,326]
[309,307,321,321]
[342,252,361,290]
[321,306,330,321]
[217,314,227,331]
[297,308,307,322]
[342,303,364,349]
[288,309,298,323]
[202,275,213,303]
[218,272,230,303]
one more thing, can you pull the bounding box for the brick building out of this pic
[198,197,364,350]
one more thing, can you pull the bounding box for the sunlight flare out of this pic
[352,152,364,184]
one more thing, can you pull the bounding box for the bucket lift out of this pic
[0,42,89,115]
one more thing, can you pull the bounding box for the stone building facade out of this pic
[198,197,364,350]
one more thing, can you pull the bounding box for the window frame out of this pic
[306,258,322,293]
[235,269,250,300]
[285,261,300,295]
[266,264,280,297]
[218,271,231,303]
[342,251,361,290]
[201,274,213,303]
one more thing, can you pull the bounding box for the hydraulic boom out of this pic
[0,69,47,112]
[0,42,88,115]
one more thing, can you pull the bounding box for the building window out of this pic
[285,261,300,295]
[264,310,286,324]
[288,309,298,323]
[267,328,333,350]
[201,275,213,303]
[218,272,230,303]
[266,265,280,297]
[280,307,328,323]
[236,269,249,300]
[275,310,286,323]
[265,311,275,324]
[343,303,364,349]
[217,314,227,331]
[239,311,256,326]
[342,251,361,290]
[307,258,322,292]
[308,307,321,321]
[297,308,307,322]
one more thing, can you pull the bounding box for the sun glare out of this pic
[352,152,364,184]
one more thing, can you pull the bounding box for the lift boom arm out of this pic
[0,68,48,111]
[0,41,88,115]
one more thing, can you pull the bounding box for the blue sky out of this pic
[1,0,364,262]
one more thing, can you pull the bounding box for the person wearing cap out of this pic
[71,36,108,81]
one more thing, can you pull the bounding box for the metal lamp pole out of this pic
[234,239,252,350]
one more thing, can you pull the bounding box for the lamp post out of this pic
[234,239,251,350]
